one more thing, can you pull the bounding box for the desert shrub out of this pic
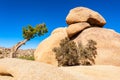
[53,37,80,66]
[78,40,97,65]
[53,37,97,66]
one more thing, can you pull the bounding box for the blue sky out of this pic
[0,0,120,49]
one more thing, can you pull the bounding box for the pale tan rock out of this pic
[34,28,68,66]
[0,76,13,80]
[60,65,120,80]
[74,27,120,66]
[0,58,120,80]
[0,58,79,80]
[66,7,106,27]
[66,22,90,38]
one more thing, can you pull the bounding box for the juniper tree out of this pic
[10,23,48,58]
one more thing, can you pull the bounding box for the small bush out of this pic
[53,37,97,66]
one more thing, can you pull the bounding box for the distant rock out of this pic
[66,7,106,27]
[0,47,34,59]
[66,22,90,38]
[74,27,120,66]
[34,28,68,66]
[0,58,120,80]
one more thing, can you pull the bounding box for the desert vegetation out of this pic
[53,37,97,66]
[10,23,48,58]
[0,47,35,60]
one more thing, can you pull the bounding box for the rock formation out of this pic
[0,58,78,80]
[0,58,120,80]
[34,7,120,67]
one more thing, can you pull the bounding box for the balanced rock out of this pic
[74,27,120,66]
[66,22,90,38]
[66,7,106,27]
[34,27,68,66]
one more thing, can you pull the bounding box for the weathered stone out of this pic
[66,22,90,38]
[0,58,120,80]
[60,65,120,80]
[66,7,106,27]
[74,27,120,66]
[0,58,78,80]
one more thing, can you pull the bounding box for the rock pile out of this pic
[34,7,120,66]
[66,7,106,38]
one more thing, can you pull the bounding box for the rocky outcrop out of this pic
[34,28,67,66]
[74,27,120,66]
[34,7,120,67]
[0,58,78,80]
[0,58,120,80]
[66,7,106,27]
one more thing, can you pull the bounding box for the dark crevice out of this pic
[67,21,88,26]
[0,73,13,77]
[87,18,103,27]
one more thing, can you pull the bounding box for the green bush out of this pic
[18,56,34,60]
[53,37,97,67]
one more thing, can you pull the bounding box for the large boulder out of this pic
[34,27,68,66]
[66,22,90,38]
[0,58,78,80]
[74,27,120,66]
[66,7,106,27]
[0,58,120,80]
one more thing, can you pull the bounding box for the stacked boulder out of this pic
[34,7,120,66]
[66,7,106,38]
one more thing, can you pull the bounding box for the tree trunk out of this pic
[9,39,28,58]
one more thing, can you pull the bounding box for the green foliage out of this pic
[18,56,34,60]
[53,37,97,67]
[53,38,80,66]
[22,23,48,40]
